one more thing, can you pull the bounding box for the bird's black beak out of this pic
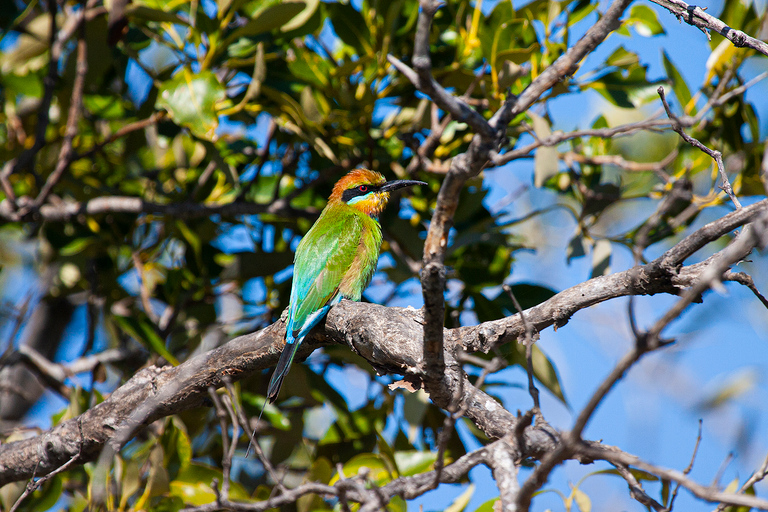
[379,179,427,193]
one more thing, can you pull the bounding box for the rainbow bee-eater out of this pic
[266,169,426,403]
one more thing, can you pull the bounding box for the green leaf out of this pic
[60,237,95,256]
[157,69,226,141]
[241,393,292,430]
[331,454,392,485]
[474,497,500,512]
[571,486,592,512]
[625,5,665,36]
[588,468,659,482]
[281,0,319,32]
[229,1,306,40]
[170,463,249,505]
[590,239,611,278]
[567,234,587,262]
[568,0,596,25]
[120,459,142,509]
[504,343,568,404]
[161,416,193,479]
[531,113,560,188]
[393,451,438,477]
[297,457,334,512]
[662,51,693,113]
[446,484,475,512]
[125,4,189,24]
[327,3,373,55]
[402,389,429,444]
[661,478,671,506]
[697,368,759,411]
[530,344,566,404]
[113,315,180,365]
[389,496,408,512]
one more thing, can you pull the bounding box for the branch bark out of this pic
[649,0,768,57]
[1,196,764,486]
[0,196,317,223]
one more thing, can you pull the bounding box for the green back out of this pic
[288,205,382,335]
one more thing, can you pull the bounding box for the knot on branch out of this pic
[729,29,748,47]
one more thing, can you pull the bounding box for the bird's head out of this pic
[329,168,426,217]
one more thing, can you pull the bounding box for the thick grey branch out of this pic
[1,199,764,487]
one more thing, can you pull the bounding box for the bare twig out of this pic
[582,444,768,510]
[386,1,495,140]
[32,8,88,210]
[493,112,672,166]
[562,150,677,181]
[74,112,166,162]
[667,420,703,511]
[208,387,232,498]
[658,86,741,208]
[714,452,768,510]
[648,0,768,56]
[9,419,84,512]
[613,462,666,511]
[503,284,540,410]
[722,271,768,309]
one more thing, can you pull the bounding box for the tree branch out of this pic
[583,443,768,509]
[0,196,317,222]
[1,198,764,487]
[456,198,768,353]
[648,0,768,56]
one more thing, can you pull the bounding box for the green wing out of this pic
[288,208,363,336]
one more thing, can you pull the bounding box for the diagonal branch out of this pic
[386,0,495,140]
[32,5,89,210]
[648,0,768,57]
[490,0,635,129]
[582,443,768,509]
[456,198,768,353]
[658,86,741,208]
[417,0,636,400]
[0,198,764,487]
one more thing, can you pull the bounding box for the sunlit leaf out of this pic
[157,69,226,141]
[625,5,665,36]
[531,113,560,188]
[446,484,475,512]
[393,451,439,477]
[230,1,306,40]
[331,454,393,486]
[662,51,693,113]
[590,239,612,278]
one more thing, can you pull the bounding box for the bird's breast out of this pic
[338,217,383,300]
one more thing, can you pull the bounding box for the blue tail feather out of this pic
[266,338,300,403]
[266,299,340,403]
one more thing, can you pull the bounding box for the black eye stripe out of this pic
[342,184,378,202]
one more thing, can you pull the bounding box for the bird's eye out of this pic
[358,185,368,193]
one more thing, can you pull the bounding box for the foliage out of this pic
[0,0,766,510]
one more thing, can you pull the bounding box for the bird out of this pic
[266,168,426,403]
